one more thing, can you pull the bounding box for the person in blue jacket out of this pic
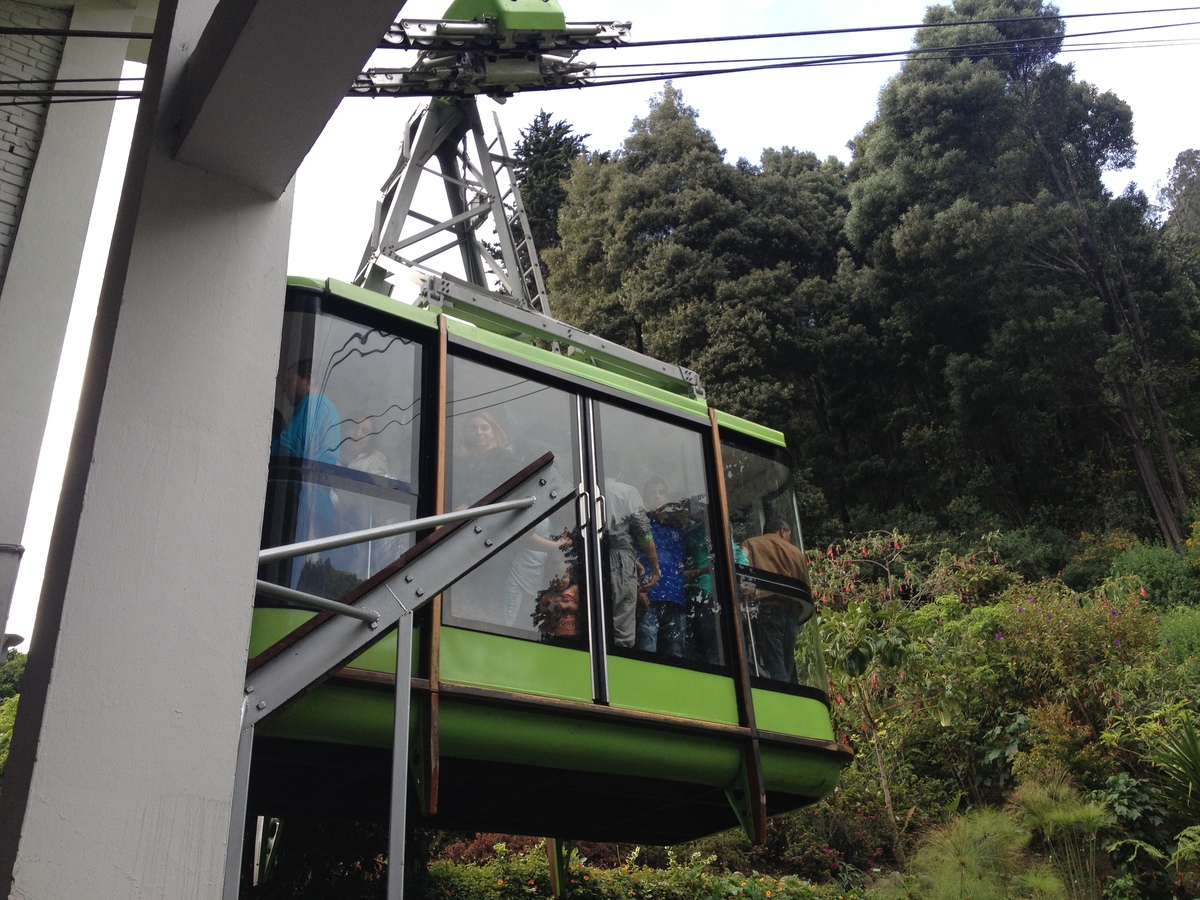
[272,358,342,589]
[273,358,340,464]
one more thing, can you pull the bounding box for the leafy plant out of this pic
[900,806,1037,900]
[1151,714,1200,825]
[1008,767,1115,900]
[1111,543,1200,608]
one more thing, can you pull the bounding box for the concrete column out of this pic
[0,3,138,636]
[3,149,291,899]
[0,1,291,894]
[0,0,405,892]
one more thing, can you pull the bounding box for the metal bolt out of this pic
[539,478,547,486]
[405,574,413,583]
[245,685,255,694]
[474,525,483,534]
[549,490,558,499]
[256,701,267,711]
[415,588,424,597]
[484,539,494,547]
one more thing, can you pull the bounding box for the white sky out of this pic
[8,1,1200,647]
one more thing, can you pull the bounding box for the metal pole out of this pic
[386,612,414,899]
[253,581,380,624]
[257,496,536,563]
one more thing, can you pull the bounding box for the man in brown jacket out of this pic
[740,517,812,684]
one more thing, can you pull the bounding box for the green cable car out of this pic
[247,276,851,845]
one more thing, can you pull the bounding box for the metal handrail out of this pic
[257,495,537,563]
[254,580,381,624]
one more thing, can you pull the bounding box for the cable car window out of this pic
[443,356,582,643]
[721,439,824,690]
[260,309,423,599]
[593,402,723,667]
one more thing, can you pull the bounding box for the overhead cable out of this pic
[616,5,1200,49]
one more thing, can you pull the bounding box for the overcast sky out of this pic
[8,1,1200,647]
[289,0,1200,281]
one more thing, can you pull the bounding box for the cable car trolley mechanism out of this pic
[233,2,852,896]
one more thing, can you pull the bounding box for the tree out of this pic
[843,0,1200,549]
[512,111,588,255]
[546,85,852,517]
[0,650,23,793]
[1160,149,1200,239]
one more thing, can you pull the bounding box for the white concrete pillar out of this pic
[3,148,291,898]
[0,3,138,636]
[0,0,405,893]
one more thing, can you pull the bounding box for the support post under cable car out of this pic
[230,2,851,897]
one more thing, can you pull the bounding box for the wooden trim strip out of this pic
[428,315,450,812]
[708,407,768,843]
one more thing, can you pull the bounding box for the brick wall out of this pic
[0,0,68,288]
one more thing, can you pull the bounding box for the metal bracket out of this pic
[223,454,575,899]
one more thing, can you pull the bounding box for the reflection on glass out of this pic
[595,404,723,666]
[722,440,822,689]
[442,357,581,643]
[260,308,422,600]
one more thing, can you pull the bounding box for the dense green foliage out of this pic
[512,111,589,258]
[1161,150,1200,240]
[0,650,24,791]
[539,1,1200,558]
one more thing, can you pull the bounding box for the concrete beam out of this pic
[175,0,404,197]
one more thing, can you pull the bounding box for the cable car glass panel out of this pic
[260,308,424,598]
[593,401,724,668]
[721,438,825,691]
[442,355,583,643]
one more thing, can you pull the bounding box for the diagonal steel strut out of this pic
[223,453,575,899]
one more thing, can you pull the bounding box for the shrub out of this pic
[1110,543,1200,607]
[900,806,1038,900]
[1159,605,1200,666]
[1062,531,1138,591]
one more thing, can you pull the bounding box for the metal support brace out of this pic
[354,96,551,315]
[222,454,575,899]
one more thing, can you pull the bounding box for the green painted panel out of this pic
[248,607,315,656]
[439,701,742,787]
[248,608,416,675]
[323,278,441,330]
[440,627,592,702]
[443,0,565,30]
[260,683,395,747]
[760,745,843,799]
[285,275,325,291]
[715,408,785,447]
[751,688,835,742]
[607,656,740,724]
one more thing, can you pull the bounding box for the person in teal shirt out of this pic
[272,358,342,589]
[273,358,340,463]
